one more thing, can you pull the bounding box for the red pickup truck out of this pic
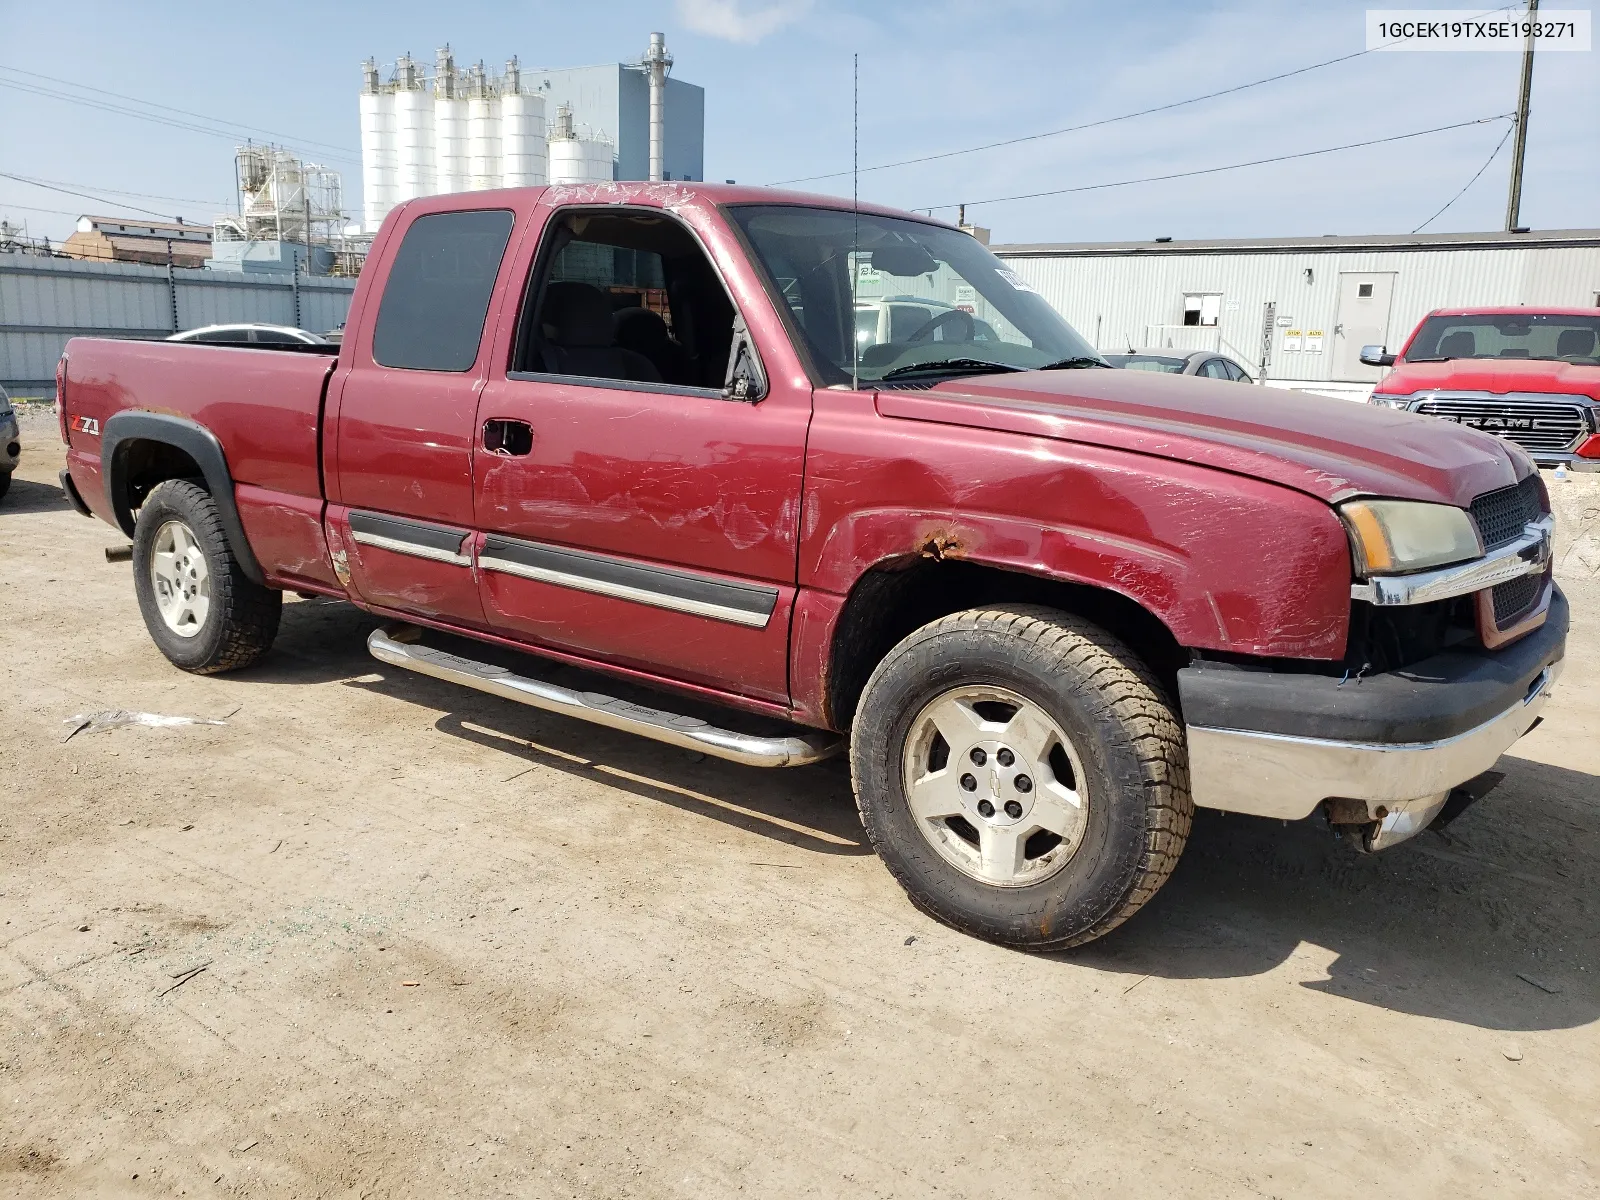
[56,183,1566,951]
[1364,307,1600,471]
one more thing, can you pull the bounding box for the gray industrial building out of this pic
[526,63,704,183]
[995,228,1600,398]
[0,254,355,397]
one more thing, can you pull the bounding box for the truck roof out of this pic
[397,181,957,229]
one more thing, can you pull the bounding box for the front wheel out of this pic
[132,479,281,673]
[850,605,1191,951]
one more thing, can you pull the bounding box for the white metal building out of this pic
[994,229,1600,399]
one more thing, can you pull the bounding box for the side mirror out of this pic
[1359,345,1396,368]
[723,314,768,403]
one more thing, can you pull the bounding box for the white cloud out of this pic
[675,0,812,43]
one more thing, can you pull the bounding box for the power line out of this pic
[770,50,1374,187]
[925,115,1514,213]
[4,173,227,208]
[0,64,360,160]
[0,201,86,219]
[767,1,1524,187]
[0,76,357,165]
[1414,122,1517,233]
[0,171,213,221]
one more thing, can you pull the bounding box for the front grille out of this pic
[1414,396,1588,453]
[1492,574,1542,625]
[1468,475,1544,552]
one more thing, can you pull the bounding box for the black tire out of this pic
[0,470,11,500]
[850,604,1191,951]
[132,479,281,673]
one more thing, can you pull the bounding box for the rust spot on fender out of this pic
[919,532,965,561]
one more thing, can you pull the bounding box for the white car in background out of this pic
[0,385,19,501]
[166,323,330,346]
[1103,348,1255,383]
[855,296,1002,350]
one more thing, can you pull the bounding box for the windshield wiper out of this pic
[1036,356,1110,370]
[879,358,1025,381]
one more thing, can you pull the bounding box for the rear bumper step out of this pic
[367,627,842,769]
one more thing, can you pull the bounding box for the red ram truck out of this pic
[1364,307,1600,471]
[56,183,1566,951]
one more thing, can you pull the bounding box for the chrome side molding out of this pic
[348,511,472,566]
[478,534,779,629]
[367,627,841,768]
[1351,516,1552,607]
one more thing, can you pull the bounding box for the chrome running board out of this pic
[367,627,842,769]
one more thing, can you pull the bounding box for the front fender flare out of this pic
[102,410,266,585]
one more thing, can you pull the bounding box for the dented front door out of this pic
[470,374,809,703]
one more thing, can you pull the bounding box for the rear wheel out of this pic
[132,479,281,673]
[850,605,1191,951]
[0,471,11,500]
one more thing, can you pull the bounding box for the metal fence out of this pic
[0,254,358,397]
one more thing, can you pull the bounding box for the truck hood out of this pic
[875,367,1526,509]
[1375,356,1600,399]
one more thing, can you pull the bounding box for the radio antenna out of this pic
[851,51,859,392]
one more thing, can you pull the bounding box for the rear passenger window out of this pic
[373,210,515,372]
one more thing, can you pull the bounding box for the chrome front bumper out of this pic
[1187,660,1560,822]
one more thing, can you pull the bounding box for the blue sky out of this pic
[2,0,1594,245]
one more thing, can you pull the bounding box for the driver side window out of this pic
[511,210,737,393]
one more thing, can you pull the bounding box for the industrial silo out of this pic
[358,58,396,230]
[464,62,501,191]
[548,103,614,184]
[499,57,547,188]
[392,54,433,202]
[433,45,468,194]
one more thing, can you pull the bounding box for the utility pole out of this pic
[1504,0,1538,230]
[165,238,179,333]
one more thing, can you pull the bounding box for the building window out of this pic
[1183,293,1222,327]
[1358,283,1374,298]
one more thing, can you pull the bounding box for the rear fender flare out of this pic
[102,410,266,585]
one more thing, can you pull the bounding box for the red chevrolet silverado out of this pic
[1364,306,1600,471]
[56,183,1566,950]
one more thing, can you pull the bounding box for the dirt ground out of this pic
[3,403,1597,1198]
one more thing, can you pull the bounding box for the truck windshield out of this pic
[1406,313,1600,365]
[728,204,1100,387]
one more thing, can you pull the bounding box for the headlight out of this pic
[1340,499,1483,576]
[1368,393,1412,409]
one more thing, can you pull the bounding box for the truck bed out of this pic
[61,337,339,589]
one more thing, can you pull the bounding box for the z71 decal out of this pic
[70,415,101,437]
